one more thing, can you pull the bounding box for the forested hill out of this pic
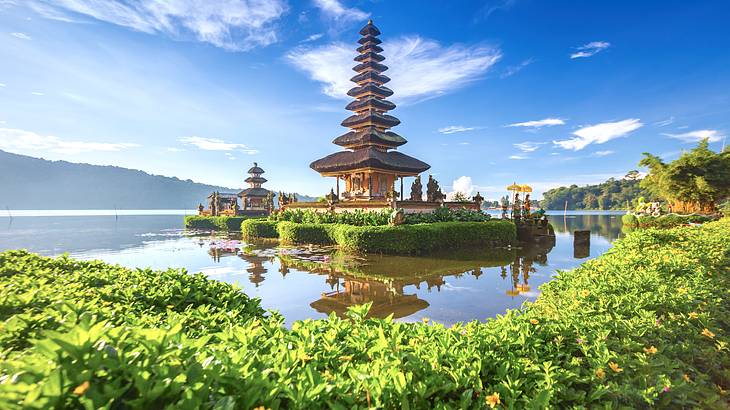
[540,176,658,210]
[0,150,313,209]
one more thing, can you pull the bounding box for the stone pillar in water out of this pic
[574,230,590,259]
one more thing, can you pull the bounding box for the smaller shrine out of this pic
[198,162,275,216]
[238,162,275,216]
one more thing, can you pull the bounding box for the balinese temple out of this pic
[238,162,273,215]
[310,20,430,201]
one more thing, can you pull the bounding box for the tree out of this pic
[451,191,469,202]
[639,139,730,213]
[625,171,640,181]
[583,193,598,209]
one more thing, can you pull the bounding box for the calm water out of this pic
[0,211,624,326]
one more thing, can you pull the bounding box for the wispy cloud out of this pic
[438,125,477,134]
[591,150,615,157]
[513,141,545,152]
[0,127,139,154]
[0,83,5,87]
[26,0,288,51]
[180,136,257,153]
[476,0,517,20]
[31,91,44,96]
[506,118,565,128]
[224,152,237,160]
[570,41,610,59]
[166,147,185,152]
[302,33,324,42]
[662,129,723,143]
[509,154,529,160]
[553,119,642,150]
[500,58,534,78]
[654,116,675,127]
[286,36,501,104]
[10,32,31,40]
[313,0,368,23]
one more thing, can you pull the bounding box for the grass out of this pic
[0,219,729,408]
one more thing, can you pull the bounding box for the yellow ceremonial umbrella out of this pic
[506,182,521,191]
[519,184,533,193]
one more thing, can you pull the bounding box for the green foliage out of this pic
[275,220,515,254]
[184,215,248,231]
[241,219,279,239]
[622,214,716,229]
[451,191,469,202]
[640,139,730,212]
[541,177,658,210]
[1,220,730,407]
[270,207,491,226]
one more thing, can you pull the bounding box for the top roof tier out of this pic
[247,162,264,174]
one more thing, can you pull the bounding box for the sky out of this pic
[1,0,729,200]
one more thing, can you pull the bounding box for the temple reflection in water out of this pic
[204,235,555,320]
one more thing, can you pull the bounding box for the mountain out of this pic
[540,176,659,210]
[0,150,314,209]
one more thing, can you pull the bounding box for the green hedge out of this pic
[275,220,516,254]
[622,213,716,229]
[241,219,279,239]
[184,215,248,231]
[270,207,491,226]
[1,220,729,407]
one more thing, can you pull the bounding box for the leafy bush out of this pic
[2,220,729,408]
[241,219,279,239]
[184,215,248,231]
[270,207,490,226]
[275,220,515,253]
[622,213,716,229]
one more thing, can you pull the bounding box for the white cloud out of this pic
[570,41,610,59]
[654,116,675,127]
[0,83,6,87]
[286,36,501,104]
[10,32,31,40]
[0,127,139,154]
[224,152,237,160]
[662,129,723,143]
[438,125,476,134]
[313,0,368,23]
[553,119,642,151]
[166,147,185,152]
[591,150,615,157]
[31,91,44,96]
[513,141,545,152]
[509,155,528,160]
[500,57,534,78]
[507,118,565,128]
[302,33,324,42]
[27,0,288,51]
[180,136,257,153]
[447,176,474,200]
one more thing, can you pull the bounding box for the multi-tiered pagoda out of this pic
[238,162,273,214]
[310,20,430,201]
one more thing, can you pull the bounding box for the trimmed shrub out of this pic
[277,221,334,245]
[270,207,490,226]
[274,220,515,254]
[622,213,716,229]
[184,215,248,231]
[241,219,279,239]
[1,220,729,408]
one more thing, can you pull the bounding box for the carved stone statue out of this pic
[426,175,444,202]
[410,175,423,201]
[265,191,274,213]
[472,192,484,206]
[232,199,239,214]
[198,203,204,214]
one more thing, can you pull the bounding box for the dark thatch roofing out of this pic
[350,71,390,85]
[357,35,381,45]
[341,112,400,129]
[311,148,430,174]
[354,52,385,63]
[357,43,383,54]
[353,61,388,73]
[238,187,270,197]
[245,176,267,184]
[347,83,393,98]
[345,97,395,112]
[247,162,264,174]
[333,127,407,148]
[359,21,381,36]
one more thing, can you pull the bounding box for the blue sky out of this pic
[1,0,728,200]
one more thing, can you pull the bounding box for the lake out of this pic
[0,210,625,326]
